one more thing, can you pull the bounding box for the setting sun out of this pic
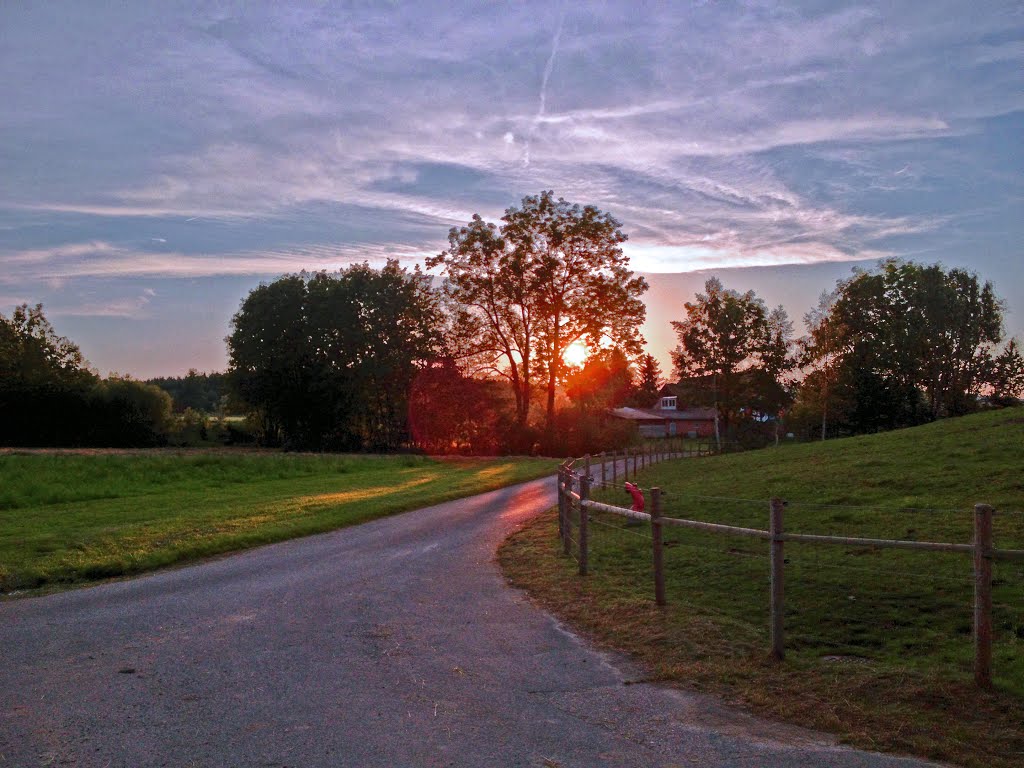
[563,341,589,367]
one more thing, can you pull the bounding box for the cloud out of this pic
[0,240,438,281]
[53,289,157,318]
[0,0,1020,282]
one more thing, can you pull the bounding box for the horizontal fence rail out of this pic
[555,450,1023,688]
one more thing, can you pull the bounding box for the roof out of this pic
[609,406,716,422]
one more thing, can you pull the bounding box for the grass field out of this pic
[0,450,555,594]
[500,407,1024,768]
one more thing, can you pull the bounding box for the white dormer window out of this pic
[660,396,677,410]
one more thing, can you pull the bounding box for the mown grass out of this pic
[0,450,555,594]
[500,407,1024,768]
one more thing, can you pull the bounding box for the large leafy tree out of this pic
[227,261,443,450]
[426,214,537,435]
[799,291,844,439]
[671,278,793,446]
[799,260,1015,434]
[428,191,647,444]
[226,275,312,444]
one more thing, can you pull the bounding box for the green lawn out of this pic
[0,450,555,593]
[501,407,1024,768]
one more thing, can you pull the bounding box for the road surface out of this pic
[1,475,936,767]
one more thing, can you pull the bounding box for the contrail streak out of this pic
[523,2,567,168]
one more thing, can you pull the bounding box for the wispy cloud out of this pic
[522,1,567,167]
[0,0,1021,375]
[53,288,157,318]
[0,241,438,281]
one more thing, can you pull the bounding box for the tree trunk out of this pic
[712,373,721,451]
[820,373,828,441]
[545,323,560,438]
[507,358,526,428]
[521,353,531,427]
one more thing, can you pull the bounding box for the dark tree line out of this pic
[9,197,1019,455]
[226,260,443,451]
[146,370,228,414]
[669,261,1022,445]
[224,193,652,454]
[0,304,173,447]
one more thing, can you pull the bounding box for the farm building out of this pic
[609,386,716,438]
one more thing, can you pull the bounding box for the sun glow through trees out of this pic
[563,341,589,367]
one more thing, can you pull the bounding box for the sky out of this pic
[1,1,1021,379]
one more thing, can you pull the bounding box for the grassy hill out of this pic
[501,407,1024,768]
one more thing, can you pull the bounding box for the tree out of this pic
[0,303,92,389]
[89,376,173,447]
[627,353,662,407]
[797,261,1011,434]
[564,347,634,414]
[225,275,311,444]
[147,370,228,413]
[428,191,648,446]
[1,304,171,447]
[426,214,537,438]
[406,358,511,454]
[986,338,1024,405]
[799,291,842,439]
[671,278,793,447]
[226,261,443,450]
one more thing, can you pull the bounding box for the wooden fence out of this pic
[556,452,1024,688]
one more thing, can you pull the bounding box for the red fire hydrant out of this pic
[624,482,645,513]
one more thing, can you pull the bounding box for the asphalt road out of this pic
[1,475,937,767]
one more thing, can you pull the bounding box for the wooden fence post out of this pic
[557,466,565,542]
[579,474,590,576]
[769,497,786,661]
[584,453,591,484]
[601,451,606,486]
[624,447,630,481]
[974,503,994,688]
[651,487,666,606]
[562,470,571,556]
[612,450,617,483]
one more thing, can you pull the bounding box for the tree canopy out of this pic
[565,347,634,414]
[227,261,443,450]
[627,353,662,408]
[428,191,647,449]
[795,260,1021,436]
[0,304,172,446]
[147,370,228,414]
[671,278,793,445]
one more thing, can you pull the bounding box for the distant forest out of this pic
[146,370,228,414]
[2,192,1022,453]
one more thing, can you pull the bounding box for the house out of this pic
[608,385,716,438]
